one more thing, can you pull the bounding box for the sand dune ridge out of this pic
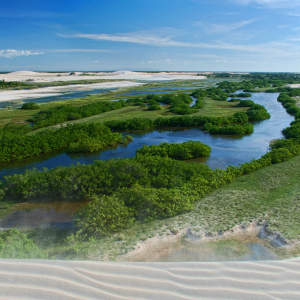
[0,258,299,299]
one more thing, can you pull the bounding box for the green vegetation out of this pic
[104,102,268,134]
[0,123,129,163]
[136,140,211,160]
[30,100,129,128]
[236,100,271,121]
[1,75,300,260]
[76,195,135,234]
[213,73,300,90]
[147,100,162,111]
[229,92,252,98]
[21,102,40,110]
[191,87,228,101]
[0,229,46,259]
[203,123,254,135]
[0,80,31,90]
[132,94,199,115]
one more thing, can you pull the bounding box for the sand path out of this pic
[0,258,299,299]
[0,81,144,102]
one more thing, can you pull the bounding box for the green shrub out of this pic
[148,103,161,111]
[118,185,195,221]
[76,195,135,234]
[268,148,293,164]
[0,229,47,259]
[237,100,255,107]
[136,140,211,160]
[0,123,124,162]
[21,102,39,110]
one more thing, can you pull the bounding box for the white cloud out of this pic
[145,58,204,66]
[287,13,300,16]
[59,30,300,61]
[47,49,113,53]
[69,32,176,46]
[235,0,300,9]
[196,19,255,33]
[0,49,44,58]
[213,59,258,64]
[65,31,292,55]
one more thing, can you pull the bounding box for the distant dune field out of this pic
[1,70,206,83]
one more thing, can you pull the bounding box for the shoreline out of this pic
[119,222,299,262]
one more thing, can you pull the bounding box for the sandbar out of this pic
[0,81,144,102]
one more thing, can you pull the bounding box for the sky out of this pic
[1,0,300,72]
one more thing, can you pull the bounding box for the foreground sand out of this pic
[0,258,299,299]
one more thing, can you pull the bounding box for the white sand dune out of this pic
[1,70,205,83]
[289,84,300,88]
[0,81,144,102]
[0,258,299,299]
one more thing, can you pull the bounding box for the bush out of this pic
[148,102,161,111]
[208,123,254,135]
[0,229,47,259]
[287,105,300,115]
[0,123,124,162]
[136,140,211,160]
[268,148,293,164]
[76,195,135,234]
[21,102,39,110]
[237,93,252,98]
[169,103,198,115]
[237,100,255,107]
[117,185,195,221]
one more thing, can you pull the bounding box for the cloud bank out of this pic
[0,49,44,58]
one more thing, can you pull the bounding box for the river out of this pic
[0,92,294,178]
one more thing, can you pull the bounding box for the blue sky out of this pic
[1,0,300,72]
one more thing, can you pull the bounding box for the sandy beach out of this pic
[289,84,300,88]
[1,70,206,83]
[0,81,144,102]
[0,258,299,299]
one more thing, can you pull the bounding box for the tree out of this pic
[21,102,39,110]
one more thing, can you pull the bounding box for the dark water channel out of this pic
[0,92,293,179]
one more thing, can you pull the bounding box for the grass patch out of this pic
[66,154,300,260]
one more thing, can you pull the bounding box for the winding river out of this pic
[0,92,294,178]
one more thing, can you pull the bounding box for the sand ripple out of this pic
[0,258,299,299]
